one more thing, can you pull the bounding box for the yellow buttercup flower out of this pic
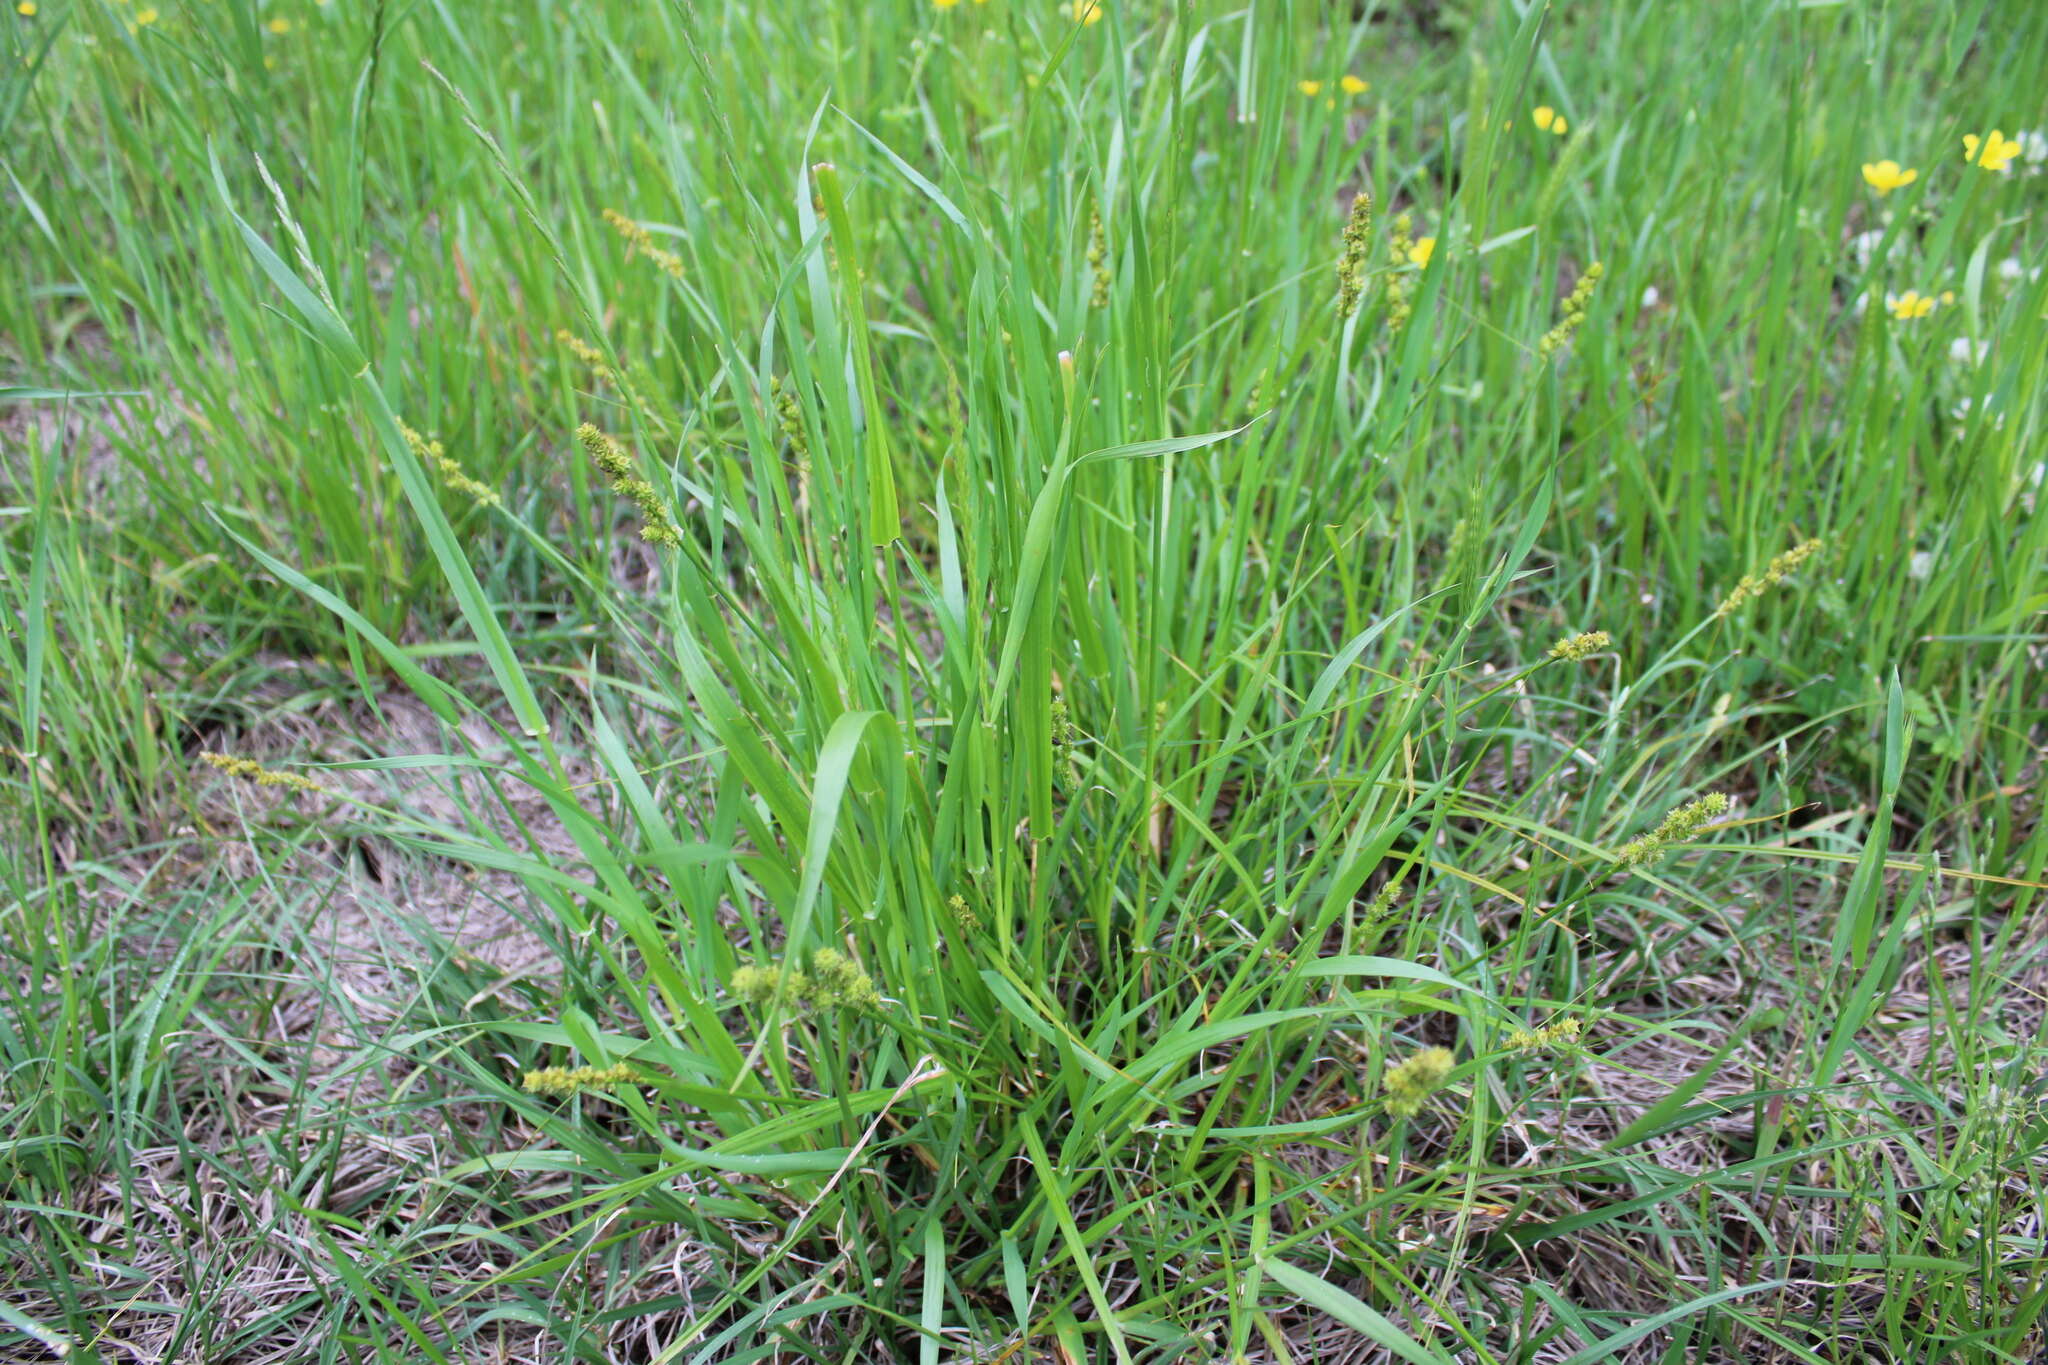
[935,0,961,8]
[1298,79,1323,97]
[136,6,158,22]
[1340,74,1369,95]
[1532,105,1567,135]
[1860,159,1917,195]
[16,2,36,16]
[1886,290,1935,319]
[266,16,290,33]
[1962,129,2021,172]
[1067,0,1103,24]
[1408,236,1436,268]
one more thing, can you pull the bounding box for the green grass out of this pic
[4,0,2047,1360]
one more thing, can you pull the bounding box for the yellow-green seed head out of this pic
[807,947,881,1011]
[200,751,323,793]
[1548,629,1612,662]
[520,1062,638,1099]
[1507,1017,1583,1052]
[1382,1046,1455,1118]
[1615,792,1731,870]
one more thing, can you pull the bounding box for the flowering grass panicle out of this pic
[1385,213,1419,331]
[578,423,681,548]
[1049,696,1085,794]
[1087,209,1111,309]
[1548,629,1611,662]
[1336,190,1373,319]
[1714,536,1823,617]
[1382,1046,1455,1118]
[555,329,614,379]
[1507,1017,1583,1052]
[401,422,500,508]
[1615,792,1731,870]
[601,207,685,278]
[521,1062,638,1099]
[731,950,880,1013]
[1538,261,1604,359]
[1359,878,1405,937]
[770,376,810,460]
[199,751,323,793]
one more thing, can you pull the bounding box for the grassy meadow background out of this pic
[3,0,2047,1360]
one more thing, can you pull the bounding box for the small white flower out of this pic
[1640,285,1661,309]
[2019,130,2048,165]
[1947,336,1988,365]
[1849,228,1887,267]
[1950,395,2006,433]
[1908,551,1935,580]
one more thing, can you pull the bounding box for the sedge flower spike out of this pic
[1382,1047,1455,1118]
[1507,1017,1583,1052]
[578,423,681,548]
[1538,261,1604,359]
[521,1063,637,1099]
[1383,214,1419,331]
[1548,629,1611,662]
[1335,190,1374,319]
[1615,793,1730,870]
[1860,159,1917,195]
[201,751,324,793]
[1715,536,1823,617]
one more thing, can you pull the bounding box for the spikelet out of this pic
[601,207,686,279]
[1087,209,1112,310]
[400,422,500,508]
[1548,629,1611,662]
[1382,1046,1455,1118]
[1538,261,1603,360]
[771,375,810,460]
[729,949,880,1013]
[1506,1017,1582,1052]
[1359,878,1404,934]
[1049,696,1083,794]
[200,751,323,793]
[1385,213,1418,332]
[578,423,680,548]
[1336,190,1374,319]
[555,329,612,376]
[520,1062,638,1099]
[1714,538,1824,618]
[806,948,881,1010]
[1615,793,1730,870]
